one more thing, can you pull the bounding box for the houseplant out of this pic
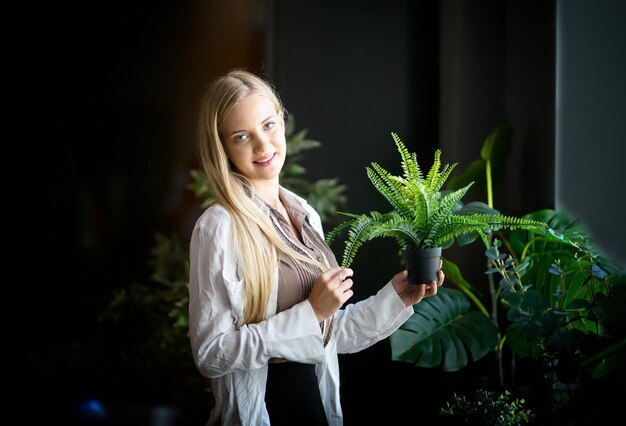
[325,132,548,284]
[395,121,626,421]
[439,388,535,425]
[482,211,626,423]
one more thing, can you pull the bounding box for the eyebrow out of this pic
[228,115,275,136]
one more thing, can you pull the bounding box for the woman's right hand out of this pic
[308,266,354,322]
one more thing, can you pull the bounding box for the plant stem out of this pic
[486,159,494,209]
[487,232,503,387]
[485,159,503,386]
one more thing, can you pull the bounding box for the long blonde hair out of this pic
[197,69,325,324]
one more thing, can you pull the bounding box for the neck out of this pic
[253,180,281,209]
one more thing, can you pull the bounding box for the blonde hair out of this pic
[197,69,325,324]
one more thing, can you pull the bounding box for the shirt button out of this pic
[317,256,323,261]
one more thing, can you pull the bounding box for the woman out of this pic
[189,69,445,426]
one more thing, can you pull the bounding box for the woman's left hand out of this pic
[391,260,445,307]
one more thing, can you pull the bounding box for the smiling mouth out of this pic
[253,152,276,166]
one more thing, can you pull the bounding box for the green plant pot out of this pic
[402,247,442,285]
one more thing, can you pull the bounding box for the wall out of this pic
[438,0,556,294]
[556,0,626,267]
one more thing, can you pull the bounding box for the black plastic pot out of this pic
[402,247,442,285]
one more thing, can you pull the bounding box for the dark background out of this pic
[21,0,625,424]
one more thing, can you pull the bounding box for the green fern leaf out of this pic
[431,162,459,194]
[340,213,384,267]
[392,132,421,182]
[423,183,474,247]
[425,149,442,191]
[325,218,354,246]
[367,164,413,219]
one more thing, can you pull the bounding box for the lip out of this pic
[253,152,276,167]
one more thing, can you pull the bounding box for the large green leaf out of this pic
[390,288,498,372]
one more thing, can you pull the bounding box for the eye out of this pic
[265,121,276,130]
[233,134,248,143]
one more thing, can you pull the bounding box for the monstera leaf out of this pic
[390,288,498,372]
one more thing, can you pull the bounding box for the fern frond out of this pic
[392,132,420,182]
[362,215,424,249]
[340,213,386,267]
[430,162,459,194]
[433,221,490,248]
[367,164,413,219]
[325,218,355,246]
[336,211,362,219]
[411,152,422,182]
[425,149,442,190]
[433,214,548,247]
[423,182,474,247]
[402,180,431,227]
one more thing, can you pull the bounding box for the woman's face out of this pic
[220,94,286,189]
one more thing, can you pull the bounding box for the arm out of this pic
[332,280,413,354]
[188,206,325,379]
[330,268,445,354]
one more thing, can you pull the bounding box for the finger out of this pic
[437,270,445,286]
[333,280,353,304]
[338,278,354,293]
[417,285,427,301]
[430,282,438,296]
[340,289,354,304]
[320,266,342,285]
[324,266,342,279]
[335,268,354,282]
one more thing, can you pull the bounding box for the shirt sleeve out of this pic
[188,206,326,379]
[332,281,414,354]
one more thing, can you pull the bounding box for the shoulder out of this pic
[193,203,233,238]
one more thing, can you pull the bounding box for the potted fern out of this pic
[326,132,548,284]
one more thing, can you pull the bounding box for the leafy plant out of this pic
[395,120,626,421]
[326,132,547,268]
[439,389,535,425]
[483,210,626,421]
[390,287,499,372]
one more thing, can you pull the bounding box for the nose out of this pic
[253,133,271,155]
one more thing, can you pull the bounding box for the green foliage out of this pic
[326,132,548,267]
[99,233,191,365]
[390,288,498,372]
[440,389,535,425]
[486,210,626,389]
[389,120,626,422]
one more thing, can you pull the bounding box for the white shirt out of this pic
[188,188,413,425]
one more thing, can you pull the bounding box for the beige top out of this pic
[256,188,339,346]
